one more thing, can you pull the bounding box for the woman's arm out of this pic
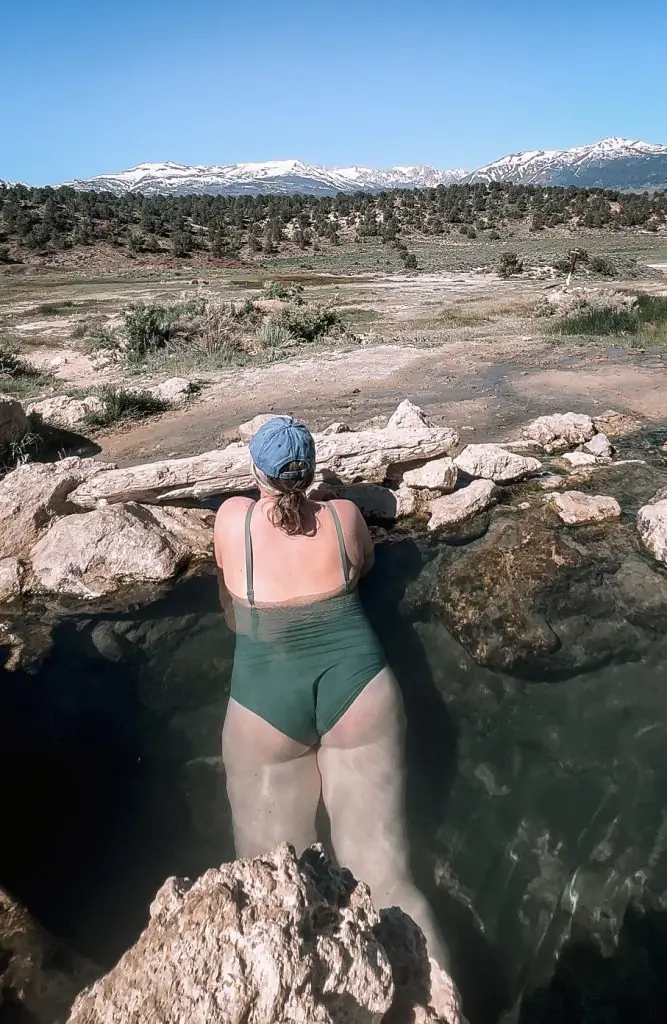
[216,568,237,633]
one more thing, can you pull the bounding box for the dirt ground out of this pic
[2,266,666,465]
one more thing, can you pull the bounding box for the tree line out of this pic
[1,180,665,265]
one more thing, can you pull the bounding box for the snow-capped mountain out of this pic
[63,159,467,198]
[466,137,667,189]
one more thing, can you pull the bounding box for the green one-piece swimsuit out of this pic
[229,501,386,746]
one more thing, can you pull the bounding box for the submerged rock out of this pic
[66,843,460,1024]
[402,457,458,493]
[387,399,433,430]
[342,483,418,520]
[561,451,597,469]
[428,480,499,530]
[454,444,541,484]
[29,504,213,601]
[546,490,621,525]
[583,432,613,458]
[0,886,98,1024]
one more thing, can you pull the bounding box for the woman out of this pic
[214,415,456,1000]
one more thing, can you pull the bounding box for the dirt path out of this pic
[97,339,667,465]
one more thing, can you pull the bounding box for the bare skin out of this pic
[214,488,457,1003]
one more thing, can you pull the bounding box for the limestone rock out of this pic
[0,457,114,560]
[322,421,350,434]
[0,885,98,1023]
[151,377,198,404]
[237,413,275,440]
[26,395,104,430]
[546,491,621,526]
[70,429,460,508]
[454,444,541,484]
[66,843,394,1024]
[583,432,613,458]
[428,479,500,530]
[387,399,433,430]
[521,412,595,452]
[534,472,568,490]
[637,498,667,564]
[402,458,458,493]
[342,483,418,520]
[0,557,23,604]
[29,503,212,601]
[562,451,597,468]
[0,393,28,445]
[593,409,642,438]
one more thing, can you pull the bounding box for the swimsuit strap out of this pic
[244,501,256,607]
[327,502,351,591]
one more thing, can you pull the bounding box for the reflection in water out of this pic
[2,528,667,1023]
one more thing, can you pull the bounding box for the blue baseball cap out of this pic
[249,416,316,480]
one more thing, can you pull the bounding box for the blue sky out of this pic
[2,0,666,184]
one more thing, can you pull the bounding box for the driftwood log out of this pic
[70,428,460,509]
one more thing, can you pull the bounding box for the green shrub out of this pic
[273,304,346,344]
[589,255,617,277]
[553,293,667,337]
[263,280,305,303]
[84,386,171,428]
[84,324,120,353]
[257,321,292,348]
[498,251,524,278]
[122,297,207,360]
[0,342,52,396]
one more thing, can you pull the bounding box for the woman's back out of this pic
[214,496,372,607]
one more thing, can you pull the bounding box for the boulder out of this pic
[321,421,350,435]
[637,498,667,565]
[428,479,500,530]
[387,399,433,430]
[0,457,114,560]
[593,409,642,438]
[562,451,597,469]
[152,377,198,404]
[237,413,275,440]
[29,503,213,601]
[0,886,98,1024]
[521,412,595,452]
[545,491,621,526]
[26,395,104,430]
[454,444,541,484]
[0,393,28,445]
[0,557,23,605]
[65,843,461,1024]
[70,428,461,508]
[402,457,458,493]
[341,483,418,520]
[583,432,613,458]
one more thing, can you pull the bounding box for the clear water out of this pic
[3,443,667,1024]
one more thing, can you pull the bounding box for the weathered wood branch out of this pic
[70,428,460,508]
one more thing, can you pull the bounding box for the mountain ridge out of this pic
[5,137,666,197]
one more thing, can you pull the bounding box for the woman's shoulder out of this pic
[327,498,366,531]
[214,496,255,531]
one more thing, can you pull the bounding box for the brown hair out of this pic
[263,460,315,536]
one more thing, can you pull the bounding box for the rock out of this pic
[29,503,213,601]
[428,479,500,530]
[454,444,541,484]
[534,473,568,490]
[593,409,642,438]
[0,557,23,604]
[341,483,418,520]
[501,440,545,454]
[237,413,275,440]
[402,457,458,493]
[546,491,622,525]
[522,412,595,452]
[26,395,104,430]
[562,451,597,468]
[0,393,28,445]
[152,377,198,404]
[0,457,114,560]
[66,843,434,1024]
[583,432,613,458]
[387,399,433,430]
[49,355,68,369]
[70,428,460,508]
[321,421,350,434]
[637,498,667,564]
[0,886,98,1023]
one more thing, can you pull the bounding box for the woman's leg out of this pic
[222,697,321,858]
[317,667,451,972]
